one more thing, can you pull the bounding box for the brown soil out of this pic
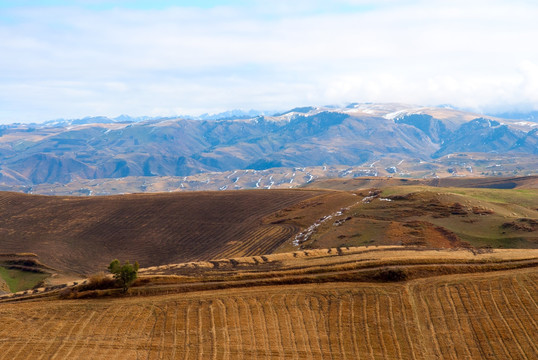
[0,189,324,275]
[385,221,467,248]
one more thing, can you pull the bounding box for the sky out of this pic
[1,0,537,123]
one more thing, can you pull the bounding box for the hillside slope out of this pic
[0,189,333,275]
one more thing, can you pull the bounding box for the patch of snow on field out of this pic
[226,170,237,179]
[293,195,369,247]
[265,176,275,189]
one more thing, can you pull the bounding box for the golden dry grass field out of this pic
[0,248,537,359]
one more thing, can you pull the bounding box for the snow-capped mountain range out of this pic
[0,103,536,188]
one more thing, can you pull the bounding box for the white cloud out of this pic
[0,0,538,122]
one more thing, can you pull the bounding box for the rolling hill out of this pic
[0,177,536,278]
[0,189,335,275]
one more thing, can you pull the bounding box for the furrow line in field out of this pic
[197,301,205,360]
[280,294,299,359]
[88,304,128,360]
[374,293,390,359]
[209,301,218,360]
[51,309,97,359]
[34,307,83,360]
[239,296,259,360]
[293,294,314,359]
[182,301,192,360]
[450,285,489,359]
[302,295,323,360]
[396,290,417,360]
[196,223,262,260]
[215,299,231,360]
[8,308,58,360]
[310,295,331,358]
[243,225,296,257]
[117,305,147,360]
[253,298,272,359]
[425,286,457,360]
[483,280,522,359]
[158,304,169,360]
[142,305,162,360]
[457,284,496,358]
[170,303,179,360]
[348,293,361,360]
[508,277,538,330]
[405,284,431,359]
[229,297,244,360]
[221,226,276,258]
[238,227,280,257]
[497,279,538,356]
[520,274,538,304]
[387,295,403,360]
[65,305,114,360]
[336,296,347,360]
[255,224,299,255]
[361,293,375,360]
[131,304,156,360]
[268,295,286,359]
[470,281,514,359]
[320,295,336,360]
[104,304,143,360]
[441,284,473,359]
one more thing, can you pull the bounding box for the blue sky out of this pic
[1,0,537,123]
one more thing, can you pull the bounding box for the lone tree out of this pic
[108,259,139,292]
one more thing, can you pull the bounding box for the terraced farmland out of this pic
[1,248,537,359]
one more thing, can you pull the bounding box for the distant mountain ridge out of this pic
[0,103,536,187]
[39,109,270,128]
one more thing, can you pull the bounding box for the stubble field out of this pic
[0,248,537,359]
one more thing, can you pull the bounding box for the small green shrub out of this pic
[108,259,139,292]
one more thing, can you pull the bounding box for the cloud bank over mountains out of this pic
[1,0,537,123]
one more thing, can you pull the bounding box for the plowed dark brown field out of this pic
[0,189,328,275]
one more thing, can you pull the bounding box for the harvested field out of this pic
[0,265,536,359]
[0,189,328,275]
